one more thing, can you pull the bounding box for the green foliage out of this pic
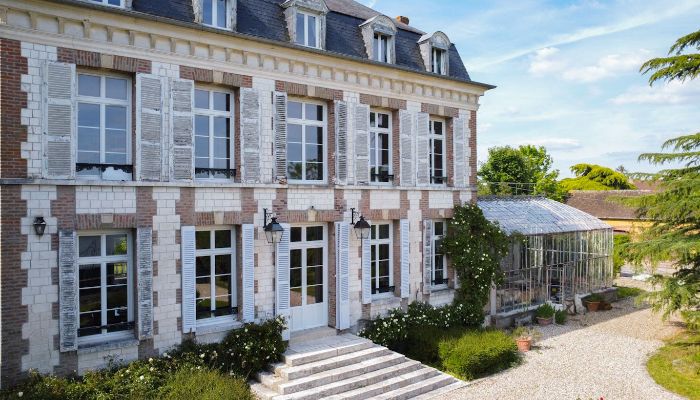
[512,326,542,342]
[159,368,253,400]
[641,29,700,85]
[613,234,631,276]
[615,286,645,299]
[535,303,555,319]
[647,332,700,400]
[438,330,519,380]
[586,293,604,303]
[559,163,636,192]
[400,326,462,367]
[441,203,510,325]
[555,310,568,324]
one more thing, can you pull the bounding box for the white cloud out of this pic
[517,137,582,151]
[562,52,648,82]
[528,47,565,75]
[611,80,700,105]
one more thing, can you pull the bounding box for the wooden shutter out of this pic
[241,224,255,322]
[170,78,194,181]
[354,104,370,184]
[422,220,433,294]
[136,74,164,181]
[400,219,410,299]
[58,230,78,352]
[415,112,430,186]
[181,226,196,333]
[241,88,261,183]
[361,226,372,304]
[453,117,466,188]
[137,227,154,340]
[273,92,288,183]
[335,222,350,329]
[45,62,75,179]
[276,223,291,341]
[335,101,348,185]
[399,110,414,186]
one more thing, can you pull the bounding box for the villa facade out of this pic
[0,0,492,385]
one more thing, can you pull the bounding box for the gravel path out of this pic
[440,291,685,400]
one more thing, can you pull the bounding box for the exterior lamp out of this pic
[33,217,47,236]
[350,208,371,240]
[263,208,284,244]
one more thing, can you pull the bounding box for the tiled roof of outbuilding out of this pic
[565,190,652,220]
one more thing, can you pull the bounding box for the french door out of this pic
[289,225,328,332]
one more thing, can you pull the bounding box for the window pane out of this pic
[288,124,303,142]
[287,162,302,180]
[306,226,324,242]
[196,231,211,250]
[214,254,231,275]
[288,102,303,119]
[79,312,101,336]
[78,127,100,153]
[370,112,376,128]
[305,144,322,162]
[373,35,379,61]
[79,287,101,312]
[196,256,210,277]
[213,117,229,138]
[305,126,323,145]
[213,92,229,111]
[307,285,322,304]
[305,104,323,121]
[379,224,390,239]
[105,78,127,100]
[306,247,323,266]
[290,249,302,268]
[288,143,302,162]
[196,276,211,299]
[213,158,230,169]
[79,74,101,97]
[434,222,444,236]
[107,286,127,309]
[379,243,389,260]
[214,299,232,317]
[291,228,302,243]
[306,162,322,180]
[106,131,127,156]
[78,103,100,128]
[291,267,302,288]
[308,266,323,285]
[107,262,128,285]
[107,309,128,331]
[215,230,231,248]
[379,260,390,276]
[195,136,209,159]
[105,234,128,256]
[77,151,100,165]
[378,277,390,290]
[295,14,305,45]
[371,225,376,240]
[214,275,230,297]
[202,0,213,25]
[195,89,209,109]
[105,105,127,129]
[307,15,317,47]
[433,121,443,135]
[196,298,212,320]
[216,0,227,27]
[79,264,101,288]
[378,113,390,129]
[291,287,302,307]
[79,236,101,257]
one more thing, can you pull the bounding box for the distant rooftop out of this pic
[565,190,652,220]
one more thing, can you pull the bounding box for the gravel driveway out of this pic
[440,286,685,400]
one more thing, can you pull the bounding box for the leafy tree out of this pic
[559,163,636,192]
[622,29,700,331]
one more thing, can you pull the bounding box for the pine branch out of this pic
[640,54,700,85]
[668,29,700,54]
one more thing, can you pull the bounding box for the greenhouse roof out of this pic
[478,197,612,235]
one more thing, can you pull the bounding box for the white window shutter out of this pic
[415,112,430,186]
[361,223,372,304]
[399,110,414,187]
[400,219,410,299]
[137,227,154,340]
[453,117,466,188]
[241,88,261,183]
[136,74,164,182]
[335,222,350,329]
[335,101,348,185]
[181,225,196,333]
[170,78,194,181]
[273,92,288,183]
[44,62,75,179]
[276,223,291,341]
[354,103,370,184]
[422,220,433,294]
[241,224,255,322]
[58,230,78,352]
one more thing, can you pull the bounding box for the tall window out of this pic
[370,110,392,183]
[287,100,325,183]
[373,33,390,63]
[194,88,234,179]
[195,228,237,322]
[88,0,123,7]
[295,11,320,48]
[429,119,446,184]
[289,226,325,308]
[370,223,393,294]
[432,221,448,286]
[202,0,229,29]
[77,232,133,343]
[432,48,447,75]
[77,73,131,180]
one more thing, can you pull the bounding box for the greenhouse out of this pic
[478,197,614,317]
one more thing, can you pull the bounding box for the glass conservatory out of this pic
[478,197,614,316]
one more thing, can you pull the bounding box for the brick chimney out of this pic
[396,16,409,25]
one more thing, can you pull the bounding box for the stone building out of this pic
[0,0,493,384]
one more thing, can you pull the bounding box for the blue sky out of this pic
[360,0,700,177]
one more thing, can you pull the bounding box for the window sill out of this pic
[372,292,399,302]
[430,284,451,292]
[77,337,139,354]
[196,318,243,335]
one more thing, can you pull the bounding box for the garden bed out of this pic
[647,332,700,400]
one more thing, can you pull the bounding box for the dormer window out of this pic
[419,31,451,76]
[88,0,124,7]
[432,48,447,75]
[373,33,390,63]
[282,0,328,50]
[360,15,397,64]
[195,0,236,30]
[295,11,320,48]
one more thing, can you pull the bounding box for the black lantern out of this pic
[33,217,47,236]
[263,209,284,244]
[350,208,371,240]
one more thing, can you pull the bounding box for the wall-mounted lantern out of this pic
[263,208,284,244]
[33,217,47,237]
[350,208,371,240]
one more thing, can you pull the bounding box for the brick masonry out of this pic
[0,39,28,179]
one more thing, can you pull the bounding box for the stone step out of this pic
[327,366,442,400]
[274,360,424,400]
[249,381,279,400]
[282,338,374,367]
[412,381,468,400]
[277,346,393,381]
[374,372,460,400]
[276,352,409,394]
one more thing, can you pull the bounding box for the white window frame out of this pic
[429,118,447,186]
[295,10,321,49]
[77,230,134,346]
[370,222,394,297]
[202,0,231,30]
[194,226,238,327]
[194,86,235,181]
[289,225,328,308]
[369,109,393,185]
[286,98,327,184]
[432,220,448,289]
[432,47,447,75]
[86,0,125,8]
[373,32,391,63]
[76,72,132,181]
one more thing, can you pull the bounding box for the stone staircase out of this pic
[251,333,465,400]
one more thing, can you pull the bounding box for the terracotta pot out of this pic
[601,302,613,311]
[516,338,532,352]
[586,301,601,312]
[536,317,553,326]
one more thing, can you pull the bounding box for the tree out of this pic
[478,145,565,200]
[623,29,700,331]
[559,163,636,192]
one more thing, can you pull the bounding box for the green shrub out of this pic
[554,310,567,324]
[159,368,253,400]
[535,303,555,319]
[586,293,604,302]
[400,326,462,366]
[438,330,519,380]
[613,234,630,276]
[616,286,644,299]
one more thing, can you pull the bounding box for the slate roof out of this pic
[70,0,479,84]
[565,190,652,220]
[478,197,612,236]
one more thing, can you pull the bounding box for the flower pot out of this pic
[516,338,532,352]
[536,316,553,325]
[601,301,613,311]
[586,301,601,312]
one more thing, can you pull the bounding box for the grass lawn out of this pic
[647,332,700,400]
[615,285,645,299]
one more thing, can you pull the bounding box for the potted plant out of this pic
[554,309,567,324]
[535,303,555,325]
[512,326,542,352]
[585,293,604,311]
